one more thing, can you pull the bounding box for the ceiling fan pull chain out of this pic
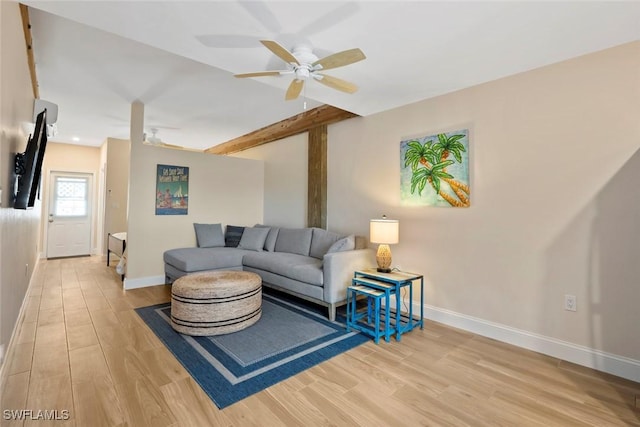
[303,84,307,110]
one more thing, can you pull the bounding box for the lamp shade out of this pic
[370,218,399,244]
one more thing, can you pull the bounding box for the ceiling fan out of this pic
[144,128,188,150]
[234,40,366,101]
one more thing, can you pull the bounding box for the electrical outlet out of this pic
[564,294,577,312]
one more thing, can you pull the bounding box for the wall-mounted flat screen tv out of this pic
[14,109,48,210]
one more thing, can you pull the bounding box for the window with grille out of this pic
[54,177,88,216]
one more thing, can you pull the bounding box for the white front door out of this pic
[47,172,93,258]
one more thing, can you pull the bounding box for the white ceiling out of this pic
[23,1,640,150]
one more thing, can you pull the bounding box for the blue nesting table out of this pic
[347,269,424,343]
[346,284,388,343]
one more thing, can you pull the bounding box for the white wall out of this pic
[104,137,130,251]
[125,141,264,286]
[235,42,640,376]
[233,133,308,228]
[328,42,640,361]
[0,1,40,365]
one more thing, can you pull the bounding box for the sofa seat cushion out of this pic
[242,252,323,286]
[164,247,249,272]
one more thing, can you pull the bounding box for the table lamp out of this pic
[369,215,399,273]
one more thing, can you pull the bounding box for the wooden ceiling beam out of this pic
[19,3,39,99]
[204,104,358,155]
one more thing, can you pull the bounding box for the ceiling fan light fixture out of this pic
[294,66,311,80]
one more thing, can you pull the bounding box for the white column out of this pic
[123,101,144,287]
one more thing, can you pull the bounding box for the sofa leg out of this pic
[328,304,336,322]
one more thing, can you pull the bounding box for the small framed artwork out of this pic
[400,129,470,207]
[156,164,189,215]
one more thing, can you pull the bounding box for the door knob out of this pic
[48,214,54,223]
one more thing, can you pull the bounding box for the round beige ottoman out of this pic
[170,270,262,336]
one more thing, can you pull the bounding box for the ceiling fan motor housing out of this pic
[291,44,318,64]
[291,45,318,80]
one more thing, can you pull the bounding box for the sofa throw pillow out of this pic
[193,223,225,248]
[327,234,355,253]
[354,235,368,249]
[309,228,343,259]
[238,227,270,252]
[224,225,245,248]
[254,224,279,252]
[274,228,313,256]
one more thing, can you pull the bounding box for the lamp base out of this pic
[375,244,392,273]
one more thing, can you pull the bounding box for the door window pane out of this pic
[55,177,88,216]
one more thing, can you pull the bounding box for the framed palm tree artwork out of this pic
[400,129,470,207]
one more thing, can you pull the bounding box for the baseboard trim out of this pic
[123,275,165,290]
[388,295,640,383]
[0,257,40,384]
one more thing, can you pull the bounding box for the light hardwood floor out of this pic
[1,256,639,426]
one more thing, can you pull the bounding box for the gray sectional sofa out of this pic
[164,224,374,320]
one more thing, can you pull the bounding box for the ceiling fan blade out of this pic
[196,34,262,48]
[239,1,282,34]
[297,3,359,37]
[285,79,304,101]
[234,71,285,78]
[260,40,299,65]
[315,73,358,94]
[160,142,188,150]
[145,140,201,152]
[312,48,366,71]
[147,124,180,130]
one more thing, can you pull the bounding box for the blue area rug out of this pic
[135,291,368,409]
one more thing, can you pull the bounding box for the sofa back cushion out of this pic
[194,223,225,248]
[237,227,270,251]
[274,228,313,256]
[254,224,279,252]
[309,228,344,259]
